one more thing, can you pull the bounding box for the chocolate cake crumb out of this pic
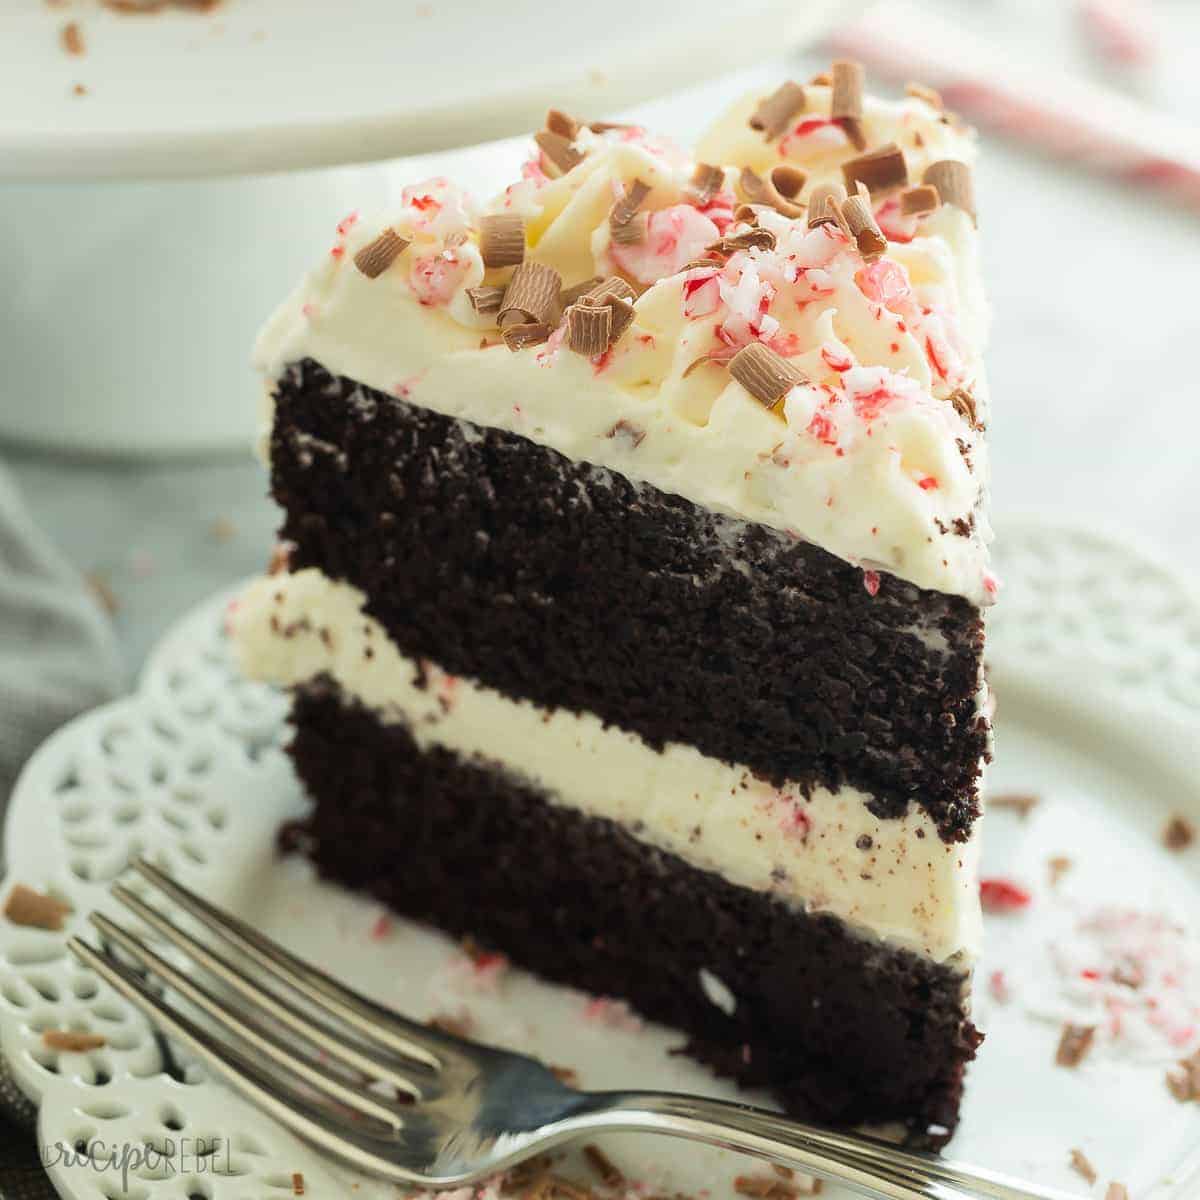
[42,1030,105,1053]
[856,835,873,851]
[1163,814,1195,851]
[84,571,118,615]
[1055,1024,1096,1068]
[4,884,71,931]
[549,1065,580,1088]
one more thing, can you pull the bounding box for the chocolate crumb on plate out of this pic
[1047,855,1073,886]
[210,515,236,542]
[989,792,1039,817]
[582,1144,624,1188]
[427,1013,475,1038]
[1068,1149,1098,1186]
[548,1064,580,1088]
[4,884,71,931]
[291,1171,305,1196]
[1055,1023,1096,1068]
[42,1030,106,1053]
[1166,1049,1200,1102]
[61,21,85,55]
[1163,813,1195,851]
[85,571,118,615]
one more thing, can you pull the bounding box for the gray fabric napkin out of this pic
[0,466,123,1194]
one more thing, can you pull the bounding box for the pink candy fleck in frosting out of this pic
[610,205,719,285]
[779,116,846,158]
[863,570,881,596]
[409,248,471,307]
[582,996,643,1031]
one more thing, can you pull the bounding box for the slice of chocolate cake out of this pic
[232,65,994,1146]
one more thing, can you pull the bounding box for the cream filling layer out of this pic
[232,569,982,964]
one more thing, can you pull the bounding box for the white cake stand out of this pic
[0,0,855,455]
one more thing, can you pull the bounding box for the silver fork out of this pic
[67,858,1082,1200]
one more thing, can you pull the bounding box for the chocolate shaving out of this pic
[1055,1024,1096,1068]
[923,160,977,223]
[677,259,720,272]
[900,184,941,217]
[733,1175,817,1199]
[607,420,646,448]
[560,276,605,306]
[42,1030,106,1053]
[733,203,759,224]
[548,1064,579,1088]
[810,71,832,87]
[749,81,807,141]
[1104,1186,1129,1200]
[990,792,1039,817]
[4,884,71,931]
[707,228,777,256]
[583,1145,624,1188]
[535,130,583,176]
[584,275,636,304]
[1163,814,1195,850]
[729,343,805,411]
[841,142,908,196]
[609,179,651,245]
[1068,1150,1097,1186]
[682,351,728,378]
[479,214,526,269]
[947,386,981,430]
[830,59,867,150]
[685,162,725,208]
[498,261,561,328]
[906,82,944,109]
[739,167,804,219]
[545,108,581,140]
[807,181,847,228]
[836,191,887,259]
[467,285,508,317]
[353,227,409,279]
[566,300,612,357]
[501,323,552,351]
[588,121,637,134]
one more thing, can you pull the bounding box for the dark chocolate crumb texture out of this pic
[286,681,982,1146]
[272,359,988,842]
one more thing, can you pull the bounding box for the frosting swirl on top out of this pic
[255,79,994,603]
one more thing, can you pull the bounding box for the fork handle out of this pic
[556,1092,1083,1200]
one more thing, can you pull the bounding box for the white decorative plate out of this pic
[0,0,855,180]
[1,522,1198,1200]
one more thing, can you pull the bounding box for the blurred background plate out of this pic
[0,0,856,180]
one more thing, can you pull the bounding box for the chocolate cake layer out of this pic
[285,681,982,1144]
[273,358,988,841]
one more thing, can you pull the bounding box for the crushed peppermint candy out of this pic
[980,878,1033,913]
[582,996,642,1032]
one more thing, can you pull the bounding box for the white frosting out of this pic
[231,569,982,964]
[253,87,994,603]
